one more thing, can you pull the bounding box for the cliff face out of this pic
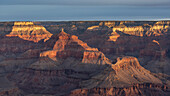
[108,31,120,42]
[82,51,111,64]
[6,22,53,42]
[80,57,162,88]
[0,88,23,96]
[0,22,13,35]
[40,30,110,65]
[73,21,170,65]
[8,30,111,95]
[112,26,144,36]
[0,36,38,54]
[0,21,169,96]
[70,57,169,96]
[8,57,80,95]
[109,21,170,41]
[70,83,169,96]
[83,21,170,76]
[146,21,170,36]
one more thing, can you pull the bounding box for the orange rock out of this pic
[82,51,111,64]
[6,21,53,42]
[112,56,142,71]
[40,30,111,64]
[87,26,100,30]
[108,31,120,42]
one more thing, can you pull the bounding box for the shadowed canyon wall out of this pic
[0,21,169,96]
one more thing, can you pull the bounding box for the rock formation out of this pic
[70,57,169,96]
[6,22,53,42]
[70,83,169,96]
[112,26,144,37]
[108,31,120,42]
[7,30,111,95]
[0,22,13,35]
[40,29,110,65]
[87,26,100,30]
[0,21,169,96]
[110,21,170,39]
[8,57,80,95]
[80,57,162,88]
[0,36,38,54]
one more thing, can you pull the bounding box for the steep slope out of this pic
[0,36,38,54]
[144,58,170,75]
[80,57,162,88]
[0,22,13,35]
[6,22,52,42]
[70,57,169,96]
[0,21,169,96]
[40,29,111,65]
[0,74,23,96]
[28,57,61,70]
[8,30,111,95]
[8,57,80,95]
[110,21,170,38]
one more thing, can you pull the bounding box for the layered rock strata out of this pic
[40,30,111,65]
[6,22,53,42]
[70,57,169,96]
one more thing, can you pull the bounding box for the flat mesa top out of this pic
[14,22,34,26]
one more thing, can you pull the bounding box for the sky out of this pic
[1,0,170,6]
[0,0,170,21]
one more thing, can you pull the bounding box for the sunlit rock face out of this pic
[81,56,162,88]
[146,21,170,36]
[87,26,100,30]
[82,51,111,64]
[9,30,111,95]
[0,21,170,96]
[104,21,116,28]
[6,22,53,42]
[112,26,144,36]
[107,21,170,42]
[40,29,110,65]
[37,21,170,75]
[108,31,120,42]
[70,56,169,96]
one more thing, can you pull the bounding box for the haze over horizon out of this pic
[0,0,170,21]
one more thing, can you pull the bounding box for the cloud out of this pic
[1,0,170,6]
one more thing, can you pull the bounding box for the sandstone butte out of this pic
[40,29,111,65]
[6,21,53,42]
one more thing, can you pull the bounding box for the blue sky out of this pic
[0,0,170,21]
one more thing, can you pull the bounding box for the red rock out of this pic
[40,30,110,64]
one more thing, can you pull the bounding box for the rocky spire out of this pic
[62,28,64,32]
[58,28,69,37]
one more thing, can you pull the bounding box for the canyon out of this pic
[0,21,169,96]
